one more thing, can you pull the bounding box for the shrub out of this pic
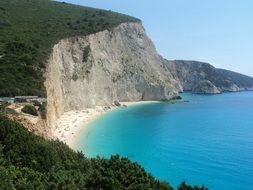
[72,73,78,81]
[177,181,208,190]
[82,45,91,62]
[32,100,41,107]
[21,105,38,116]
[0,115,173,189]
[0,115,208,190]
[5,108,19,116]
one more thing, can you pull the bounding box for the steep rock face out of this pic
[192,80,221,94]
[45,22,180,130]
[164,60,253,93]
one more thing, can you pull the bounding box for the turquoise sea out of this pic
[75,92,253,190]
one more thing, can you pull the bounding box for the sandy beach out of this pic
[53,101,159,148]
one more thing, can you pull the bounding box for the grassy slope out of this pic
[0,0,140,97]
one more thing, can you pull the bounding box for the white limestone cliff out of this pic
[44,22,181,131]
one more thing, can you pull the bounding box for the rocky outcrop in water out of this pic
[164,60,253,94]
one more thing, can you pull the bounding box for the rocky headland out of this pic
[164,60,253,94]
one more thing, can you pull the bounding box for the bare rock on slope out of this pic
[192,80,221,94]
[163,60,253,93]
[45,22,181,131]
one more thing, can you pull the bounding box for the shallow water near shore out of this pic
[75,92,253,190]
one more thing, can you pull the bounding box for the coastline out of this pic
[53,101,159,148]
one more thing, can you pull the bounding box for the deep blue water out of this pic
[75,92,253,190]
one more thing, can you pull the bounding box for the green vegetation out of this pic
[32,100,47,118]
[72,73,78,81]
[177,182,208,190]
[21,105,38,116]
[82,45,91,62]
[0,115,207,189]
[4,108,19,116]
[0,0,140,97]
[0,102,19,116]
[0,102,9,113]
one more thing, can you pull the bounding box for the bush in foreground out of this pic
[0,115,208,190]
[21,105,38,116]
[178,181,208,190]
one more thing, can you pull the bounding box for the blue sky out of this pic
[57,0,253,76]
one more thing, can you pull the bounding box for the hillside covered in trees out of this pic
[0,0,140,97]
[0,115,207,190]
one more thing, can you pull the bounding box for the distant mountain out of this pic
[164,60,253,94]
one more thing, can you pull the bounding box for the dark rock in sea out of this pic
[114,100,121,107]
[104,106,111,110]
[171,95,182,100]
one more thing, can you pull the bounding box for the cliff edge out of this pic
[45,22,181,131]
